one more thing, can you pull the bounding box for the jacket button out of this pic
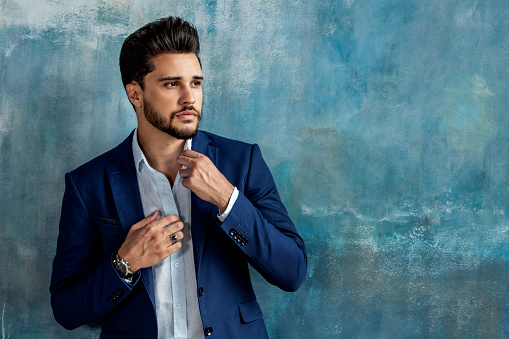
[229,228,236,236]
[198,287,204,297]
[109,289,124,302]
[241,239,248,246]
[204,326,213,336]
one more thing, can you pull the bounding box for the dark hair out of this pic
[119,16,200,88]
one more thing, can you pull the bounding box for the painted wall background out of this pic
[1,0,508,338]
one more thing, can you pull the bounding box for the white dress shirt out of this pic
[132,130,237,339]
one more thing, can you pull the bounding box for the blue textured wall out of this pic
[1,0,509,338]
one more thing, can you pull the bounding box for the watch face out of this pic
[115,260,128,277]
[119,264,128,277]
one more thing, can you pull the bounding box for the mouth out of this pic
[176,110,197,120]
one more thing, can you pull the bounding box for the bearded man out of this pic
[50,16,307,339]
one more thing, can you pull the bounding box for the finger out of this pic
[177,150,206,167]
[156,214,181,227]
[163,221,184,236]
[144,214,180,235]
[157,237,183,254]
[168,240,182,253]
[181,149,200,157]
[169,231,184,244]
[130,210,159,231]
[146,222,183,249]
[179,168,191,179]
[177,155,194,168]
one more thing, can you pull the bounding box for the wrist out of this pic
[217,187,239,222]
[112,252,137,279]
[217,185,235,214]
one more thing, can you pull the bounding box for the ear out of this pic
[126,82,143,108]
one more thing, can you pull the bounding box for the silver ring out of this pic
[170,233,178,243]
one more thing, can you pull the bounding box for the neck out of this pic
[137,122,186,184]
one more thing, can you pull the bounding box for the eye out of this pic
[165,81,178,87]
[191,81,202,87]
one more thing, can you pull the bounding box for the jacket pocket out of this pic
[100,220,124,237]
[238,300,264,323]
[100,217,122,226]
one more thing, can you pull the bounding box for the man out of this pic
[50,16,307,339]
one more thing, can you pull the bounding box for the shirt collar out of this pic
[132,128,193,174]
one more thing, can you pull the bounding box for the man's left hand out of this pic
[178,149,234,213]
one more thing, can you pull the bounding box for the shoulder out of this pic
[195,131,269,183]
[196,130,258,156]
[198,130,253,148]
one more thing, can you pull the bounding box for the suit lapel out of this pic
[106,131,156,308]
[191,132,218,273]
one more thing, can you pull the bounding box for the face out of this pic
[139,53,203,140]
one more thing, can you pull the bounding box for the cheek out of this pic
[195,93,203,106]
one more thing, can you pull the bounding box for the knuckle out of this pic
[145,227,157,237]
[166,214,179,222]
[155,243,167,253]
[147,221,159,230]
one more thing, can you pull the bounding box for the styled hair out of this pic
[119,16,200,88]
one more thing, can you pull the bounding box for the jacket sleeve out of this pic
[218,144,307,292]
[49,172,135,330]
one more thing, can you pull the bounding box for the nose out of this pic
[179,86,196,106]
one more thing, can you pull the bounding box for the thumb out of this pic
[130,210,159,231]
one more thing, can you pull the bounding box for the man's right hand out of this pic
[117,210,184,272]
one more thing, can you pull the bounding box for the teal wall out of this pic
[1,0,509,338]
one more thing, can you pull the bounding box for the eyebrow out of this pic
[158,76,204,82]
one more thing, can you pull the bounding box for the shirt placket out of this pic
[170,176,187,339]
[152,170,188,339]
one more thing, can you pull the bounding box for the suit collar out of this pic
[191,130,212,153]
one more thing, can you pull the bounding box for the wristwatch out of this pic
[112,253,136,280]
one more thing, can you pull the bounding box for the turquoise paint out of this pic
[1,0,509,337]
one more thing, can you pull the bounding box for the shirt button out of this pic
[175,262,180,267]
[177,303,182,308]
[198,287,204,297]
[204,326,213,336]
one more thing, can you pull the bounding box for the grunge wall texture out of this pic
[1,0,509,338]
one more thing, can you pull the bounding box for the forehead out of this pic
[148,53,202,78]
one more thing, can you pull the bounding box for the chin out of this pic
[163,123,199,140]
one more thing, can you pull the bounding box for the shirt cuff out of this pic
[217,187,239,222]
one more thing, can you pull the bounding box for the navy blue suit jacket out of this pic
[50,130,307,338]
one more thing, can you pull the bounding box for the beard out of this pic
[143,98,201,140]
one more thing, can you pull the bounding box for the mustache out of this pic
[174,106,199,116]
